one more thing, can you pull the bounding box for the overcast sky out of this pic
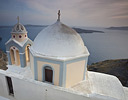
[0,0,128,27]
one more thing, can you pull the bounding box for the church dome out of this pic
[31,20,89,57]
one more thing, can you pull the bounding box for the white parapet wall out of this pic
[0,69,126,100]
[0,69,92,100]
[0,96,10,100]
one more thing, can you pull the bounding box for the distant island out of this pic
[0,25,47,28]
[73,28,104,33]
[0,25,104,33]
[107,26,128,30]
[24,25,47,27]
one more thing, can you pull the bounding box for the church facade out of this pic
[5,13,89,88]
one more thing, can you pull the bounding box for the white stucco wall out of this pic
[66,60,85,88]
[0,70,92,100]
[0,69,126,100]
[124,87,128,100]
[0,96,10,100]
[29,53,34,76]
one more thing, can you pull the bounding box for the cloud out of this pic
[1,0,128,26]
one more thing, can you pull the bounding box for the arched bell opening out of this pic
[10,46,20,66]
[16,50,20,66]
[25,44,31,65]
[10,49,15,65]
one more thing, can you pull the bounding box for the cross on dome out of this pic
[57,10,61,21]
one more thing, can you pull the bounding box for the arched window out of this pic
[43,66,53,83]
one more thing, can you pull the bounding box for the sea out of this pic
[0,26,128,65]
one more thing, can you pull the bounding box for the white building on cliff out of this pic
[0,11,128,100]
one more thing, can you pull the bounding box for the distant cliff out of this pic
[0,25,104,34]
[73,28,104,33]
[88,59,128,87]
[107,26,128,30]
[0,49,8,70]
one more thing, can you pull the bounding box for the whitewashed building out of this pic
[0,11,128,100]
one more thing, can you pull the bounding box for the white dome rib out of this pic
[31,21,88,57]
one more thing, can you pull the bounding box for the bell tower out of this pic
[11,16,28,42]
[5,16,33,67]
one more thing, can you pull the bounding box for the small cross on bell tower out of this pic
[57,10,61,21]
[17,16,20,24]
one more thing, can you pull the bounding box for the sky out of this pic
[0,0,128,27]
